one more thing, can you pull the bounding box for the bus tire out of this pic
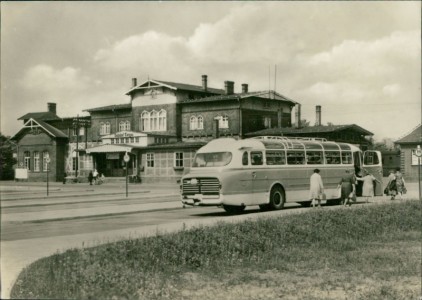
[223,205,246,214]
[269,186,285,210]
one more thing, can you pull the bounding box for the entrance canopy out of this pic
[86,144,133,154]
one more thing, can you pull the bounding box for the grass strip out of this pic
[11,200,422,300]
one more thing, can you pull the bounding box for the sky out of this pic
[1,1,421,141]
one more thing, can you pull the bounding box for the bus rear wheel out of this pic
[223,205,246,214]
[269,186,285,210]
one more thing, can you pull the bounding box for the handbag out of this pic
[349,192,357,202]
[319,193,326,200]
[402,186,407,194]
[383,187,389,195]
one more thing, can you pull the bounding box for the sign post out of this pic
[46,157,51,196]
[124,152,130,198]
[415,145,422,201]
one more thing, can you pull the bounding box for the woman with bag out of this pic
[386,169,397,200]
[338,170,356,207]
[309,169,324,208]
[357,170,380,203]
[394,168,406,199]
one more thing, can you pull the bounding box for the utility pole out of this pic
[72,116,91,179]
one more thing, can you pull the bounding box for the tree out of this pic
[0,134,17,180]
[300,119,310,128]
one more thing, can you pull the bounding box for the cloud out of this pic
[22,64,97,93]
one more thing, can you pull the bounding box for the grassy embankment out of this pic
[11,200,421,300]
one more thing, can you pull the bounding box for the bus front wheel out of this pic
[223,205,246,214]
[269,186,285,210]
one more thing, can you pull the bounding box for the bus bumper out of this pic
[181,194,222,206]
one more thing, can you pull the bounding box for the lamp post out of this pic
[124,152,130,197]
[46,157,50,196]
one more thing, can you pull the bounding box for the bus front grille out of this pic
[182,177,220,195]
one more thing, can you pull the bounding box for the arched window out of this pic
[34,151,40,171]
[42,151,50,171]
[125,120,131,131]
[24,151,31,170]
[216,115,229,129]
[150,111,158,131]
[158,110,166,131]
[119,121,126,131]
[190,116,197,130]
[197,115,204,130]
[141,111,150,132]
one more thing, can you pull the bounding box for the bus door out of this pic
[250,151,267,204]
[353,151,363,196]
[363,150,383,196]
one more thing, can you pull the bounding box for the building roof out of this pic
[84,103,132,112]
[180,90,297,106]
[11,118,68,141]
[18,111,60,121]
[395,124,422,144]
[245,124,373,137]
[126,79,225,96]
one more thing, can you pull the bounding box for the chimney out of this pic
[241,83,248,93]
[47,102,57,114]
[132,78,137,87]
[315,105,322,126]
[295,104,301,129]
[202,75,208,91]
[224,81,235,95]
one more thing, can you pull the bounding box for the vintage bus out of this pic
[180,136,383,213]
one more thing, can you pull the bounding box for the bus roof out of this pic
[198,136,361,153]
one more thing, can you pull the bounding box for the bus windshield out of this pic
[192,152,232,167]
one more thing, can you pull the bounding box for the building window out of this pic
[119,120,131,131]
[158,110,166,131]
[140,110,167,132]
[34,151,40,172]
[42,151,50,171]
[216,115,229,129]
[263,117,271,128]
[24,151,31,170]
[175,152,184,167]
[190,115,203,130]
[190,116,197,130]
[146,153,154,167]
[140,111,150,132]
[100,122,110,135]
[197,116,204,129]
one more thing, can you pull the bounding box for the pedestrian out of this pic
[338,169,356,207]
[93,169,99,184]
[357,170,380,203]
[386,169,397,200]
[63,172,67,184]
[394,168,406,199]
[88,171,94,185]
[309,169,324,208]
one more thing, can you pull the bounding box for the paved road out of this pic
[1,180,420,299]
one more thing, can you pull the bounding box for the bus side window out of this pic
[242,152,249,166]
[251,151,263,165]
[287,151,305,165]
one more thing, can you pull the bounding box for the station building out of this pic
[11,75,297,183]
